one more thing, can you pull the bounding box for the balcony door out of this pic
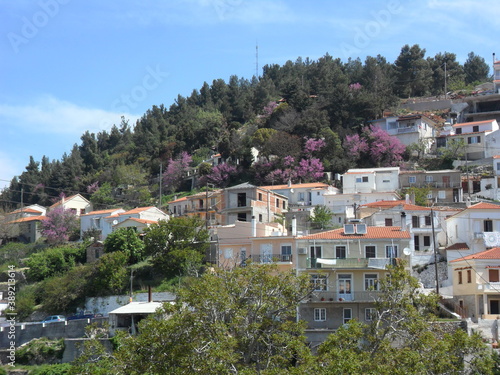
[310,246,322,268]
[338,274,352,301]
[260,243,272,263]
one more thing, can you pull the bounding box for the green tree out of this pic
[401,186,431,206]
[104,227,145,264]
[89,251,129,295]
[309,205,334,230]
[143,217,208,277]
[85,263,314,374]
[394,44,432,98]
[464,52,491,85]
[26,246,81,282]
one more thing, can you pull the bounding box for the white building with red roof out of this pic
[48,194,92,216]
[449,247,500,320]
[80,208,126,241]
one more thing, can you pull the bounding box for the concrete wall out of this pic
[62,338,113,363]
[0,317,108,348]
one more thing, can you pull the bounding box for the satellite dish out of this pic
[112,220,118,225]
[403,247,411,256]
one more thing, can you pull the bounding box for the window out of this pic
[438,191,446,199]
[80,209,85,215]
[281,245,292,261]
[427,192,433,199]
[484,220,493,232]
[298,192,305,201]
[455,127,462,134]
[412,215,420,228]
[314,308,326,321]
[425,215,431,226]
[365,246,376,258]
[385,218,393,226]
[497,162,500,171]
[199,199,204,209]
[224,248,233,259]
[240,248,247,261]
[259,214,263,222]
[386,245,398,258]
[364,274,379,290]
[311,274,327,291]
[173,206,177,214]
[467,269,472,283]
[365,308,376,321]
[473,125,479,132]
[356,176,369,183]
[336,246,347,259]
[489,269,499,282]
[258,193,263,201]
[343,308,352,324]
[458,271,463,284]
[468,136,480,144]
[276,199,279,208]
[382,179,390,183]
[282,201,286,209]
[423,236,431,247]
[237,193,246,207]
[237,213,247,221]
[408,176,416,184]
[425,175,433,183]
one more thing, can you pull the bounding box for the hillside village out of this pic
[2,53,500,371]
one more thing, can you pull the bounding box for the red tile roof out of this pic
[493,155,500,159]
[451,247,500,262]
[300,226,411,240]
[116,218,157,225]
[260,182,329,190]
[361,200,405,208]
[445,243,469,251]
[468,202,500,210]
[82,208,123,216]
[9,207,44,214]
[452,119,496,127]
[167,196,188,204]
[119,207,155,215]
[8,215,46,224]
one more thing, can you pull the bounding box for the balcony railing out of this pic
[400,181,461,189]
[249,253,293,263]
[307,258,395,269]
[482,282,500,292]
[307,290,382,302]
[397,126,416,134]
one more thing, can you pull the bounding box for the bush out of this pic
[16,338,65,365]
[28,363,72,375]
[26,245,84,282]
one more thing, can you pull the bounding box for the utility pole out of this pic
[431,207,439,295]
[444,61,447,99]
[159,163,162,210]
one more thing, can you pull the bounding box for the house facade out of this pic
[295,225,411,344]
[399,169,463,203]
[450,247,500,320]
[80,208,126,241]
[48,194,92,216]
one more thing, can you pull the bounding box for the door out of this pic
[260,244,272,263]
[491,300,500,315]
[310,246,321,268]
[338,274,352,301]
[414,235,420,251]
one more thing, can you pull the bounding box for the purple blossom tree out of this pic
[41,207,79,245]
[200,163,238,188]
[344,126,406,167]
[303,138,326,158]
[262,101,278,117]
[296,158,324,182]
[163,152,192,193]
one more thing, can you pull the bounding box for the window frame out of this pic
[314,308,326,322]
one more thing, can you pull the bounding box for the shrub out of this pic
[16,338,65,365]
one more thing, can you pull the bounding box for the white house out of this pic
[48,194,92,216]
[341,167,400,195]
[80,208,126,241]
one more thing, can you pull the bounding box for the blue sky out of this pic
[1,0,499,190]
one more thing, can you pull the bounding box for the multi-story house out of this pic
[80,208,126,241]
[295,224,411,344]
[48,194,92,216]
[167,189,224,226]
[436,119,500,160]
[220,183,288,225]
[323,168,400,223]
[369,114,438,149]
[399,169,463,203]
[259,182,336,234]
[449,247,500,320]
[444,202,500,284]
[478,155,500,201]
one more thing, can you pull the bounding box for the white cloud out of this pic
[0,95,141,136]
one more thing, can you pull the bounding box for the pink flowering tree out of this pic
[303,137,326,158]
[41,207,80,245]
[199,163,239,188]
[163,152,192,193]
[344,126,405,167]
[296,158,324,182]
[262,101,278,117]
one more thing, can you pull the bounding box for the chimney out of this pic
[401,211,406,231]
[405,194,410,204]
[292,216,297,236]
[148,285,153,303]
[251,216,256,237]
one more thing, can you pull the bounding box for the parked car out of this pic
[42,315,66,323]
[66,311,102,321]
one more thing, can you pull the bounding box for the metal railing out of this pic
[307,290,382,302]
[249,253,293,263]
[307,258,395,269]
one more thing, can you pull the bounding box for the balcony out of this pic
[481,282,500,293]
[397,126,417,134]
[249,253,293,263]
[400,181,461,189]
[307,290,382,303]
[307,258,395,269]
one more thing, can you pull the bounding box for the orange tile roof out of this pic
[260,182,329,190]
[167,196,188,204]
[9,207,44,214]
[300,226,410,240]
[361,200,405,208]
[468,202,500,210]
[451,247,500,262]
[8,215,46,224]
[445,242,469,251]
[119,207,155,215]
[452,119,496,127]
[82,208,123,216]
[117,218,157,225]
[493,155,500,159]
